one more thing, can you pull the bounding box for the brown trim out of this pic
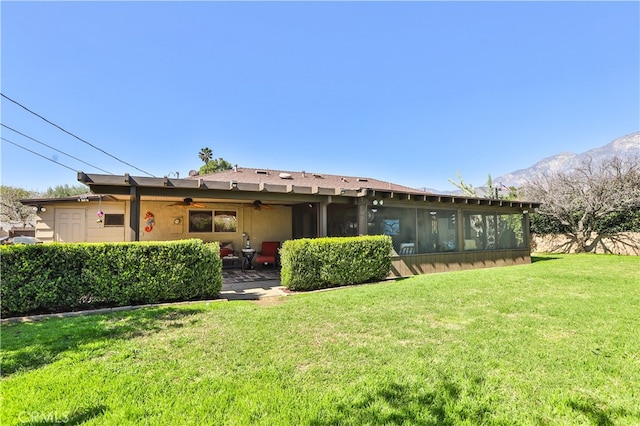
[76,172,541,209]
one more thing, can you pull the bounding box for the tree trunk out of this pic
[575,218,588,253]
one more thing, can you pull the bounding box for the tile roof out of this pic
[189,167,431,195]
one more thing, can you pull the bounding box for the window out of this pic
[104,213,124,227]
[417,209,458,252]
[464,213,491,250]
[189,210,213,233]
[368,207,416,253]
[497,214,525,249]
[462,212,526,250]
[214,210,237,233]
[327,204,358,237]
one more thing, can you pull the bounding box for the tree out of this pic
[524,156,640,253]
[448,172,477,197]
[196,147,232,175]
[198,157,233,175]
[198,147,213,164]
[0,186,37,227]
[448,173,519,200]
[42,184,88,198]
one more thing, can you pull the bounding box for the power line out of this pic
[1,123,114,174]
[1,137,78,173]
[1,93,156,177]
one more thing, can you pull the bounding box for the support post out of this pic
[318,199,328,237]
[129,186,140,241]
[457,208,464,252]
[357,198,368,235]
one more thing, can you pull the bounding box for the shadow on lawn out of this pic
[564,395,637,426]
[1,307,205,376]
[311,375,491,425]
[531,255,561,263]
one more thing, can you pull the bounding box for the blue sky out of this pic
[1,1,638,193]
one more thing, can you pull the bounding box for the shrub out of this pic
[0,239,221,317]
[280,236,392,291]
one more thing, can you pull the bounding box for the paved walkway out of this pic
[220,268,289,300]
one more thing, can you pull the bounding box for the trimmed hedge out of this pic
[280,236,392,291]
[0,239,222,318]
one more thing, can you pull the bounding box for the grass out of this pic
[1,253,639,425]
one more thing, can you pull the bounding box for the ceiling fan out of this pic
[168,197,206,208]
[250,200,273,210]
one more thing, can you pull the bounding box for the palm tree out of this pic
[198,147,213,164]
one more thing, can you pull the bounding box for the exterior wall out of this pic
[532,232,640,256]
[137,201,292,250]
[31,197,534,276]
[239,205,292,250]
[88,202,127,242]
[390,249,531,278]
[33,202,127,243]
[35,209,56,242]
[34,200,293,248]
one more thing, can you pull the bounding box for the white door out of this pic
[55,209,86,242]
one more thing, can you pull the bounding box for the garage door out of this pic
[55,209,86,242]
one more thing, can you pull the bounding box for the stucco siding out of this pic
[136,201,292,250]
[241,205,292,250]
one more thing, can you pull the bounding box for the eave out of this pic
[76,172,540,210]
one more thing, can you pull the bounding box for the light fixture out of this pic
[174,218,181,225]
[230,180,238,189]
[372,199,384,206]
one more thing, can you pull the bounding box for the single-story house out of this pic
[22,167,540,277]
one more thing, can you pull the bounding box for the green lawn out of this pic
[1,254,639,425]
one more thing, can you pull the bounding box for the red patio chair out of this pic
[255,241,280,269]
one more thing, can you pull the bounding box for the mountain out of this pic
[493,132,640,188]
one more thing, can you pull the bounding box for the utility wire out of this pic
[1,123,114,174]
[1,137,78,173]
[1,93,156,177]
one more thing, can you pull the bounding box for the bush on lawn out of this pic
[280,235,392,291]
[0,239,221,317]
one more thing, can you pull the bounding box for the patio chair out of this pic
[255,241,280,269]
[220,242,241,268]
[399,242,415,255]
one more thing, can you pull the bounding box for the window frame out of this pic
[188,210,213,233]
[103,213,125,227]
[213,210,238,233]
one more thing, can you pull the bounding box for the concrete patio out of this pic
[220,268,288,300]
